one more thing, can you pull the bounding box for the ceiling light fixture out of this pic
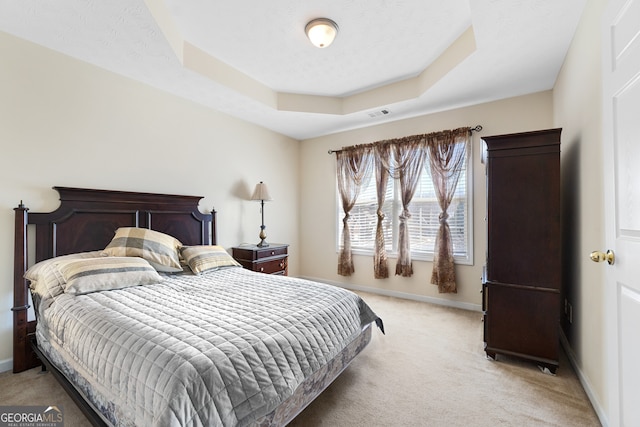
[305,18,338,48]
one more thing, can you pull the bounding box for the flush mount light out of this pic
[305,18,339,48]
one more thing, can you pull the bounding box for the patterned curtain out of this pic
[393,138,428,277]
[426,128,470,293]
[335,127,470,283]
[336,145,374,276]
[373,144,392,278]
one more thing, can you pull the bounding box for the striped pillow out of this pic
[25,251,105,299]
[102,227,183,272]
[54,257,162,295]
[180,245,241,274]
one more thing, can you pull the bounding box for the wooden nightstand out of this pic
[232,244,289,275]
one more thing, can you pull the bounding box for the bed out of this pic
[12,187,382,426]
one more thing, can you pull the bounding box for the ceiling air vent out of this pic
[367,109,391,118]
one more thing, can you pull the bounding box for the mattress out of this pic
[36,266,381,426]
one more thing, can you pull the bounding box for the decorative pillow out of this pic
[180,245,241,274]
[54,257,163,295]
[25,251,105,299]
[101,227,182,272]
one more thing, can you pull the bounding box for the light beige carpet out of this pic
[0,292,600,426]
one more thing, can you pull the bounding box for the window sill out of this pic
[341,248,473,266]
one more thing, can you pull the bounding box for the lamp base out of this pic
[257,226,268,247]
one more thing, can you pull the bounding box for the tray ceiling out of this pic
[0,0,587,139]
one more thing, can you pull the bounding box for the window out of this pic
[337,147,472,265]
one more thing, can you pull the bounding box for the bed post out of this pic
[12,202,39,373]
[211,207,217,245]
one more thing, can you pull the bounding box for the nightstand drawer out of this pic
[254,246,288,260]
[255,257,288,275]
[233,244,288,261]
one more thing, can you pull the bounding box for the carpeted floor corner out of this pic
[290,292,600,427]
[0,292,601,426]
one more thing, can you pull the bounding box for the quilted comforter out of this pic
[36,266,381,426]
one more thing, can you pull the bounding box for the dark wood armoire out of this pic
[481,128,561,373]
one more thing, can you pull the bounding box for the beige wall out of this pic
[553,0,607,420]
[0,32,300,366]
[299,91,554,309]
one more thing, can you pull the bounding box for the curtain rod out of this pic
[327,125,483,154]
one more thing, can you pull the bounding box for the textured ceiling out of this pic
[0,0,587,140]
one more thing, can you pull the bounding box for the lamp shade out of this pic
[305,18,338,48]
[251,181,272,201]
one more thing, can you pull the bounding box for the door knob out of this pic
[590,249,615,265]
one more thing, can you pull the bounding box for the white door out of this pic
[602,0,640,426]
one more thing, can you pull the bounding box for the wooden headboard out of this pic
[13,187,216,373]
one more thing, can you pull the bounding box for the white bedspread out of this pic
[36,267,380,427]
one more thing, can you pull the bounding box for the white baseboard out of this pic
[299,276,483,312]
[0,358,13,373]
[559,331,608,427]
